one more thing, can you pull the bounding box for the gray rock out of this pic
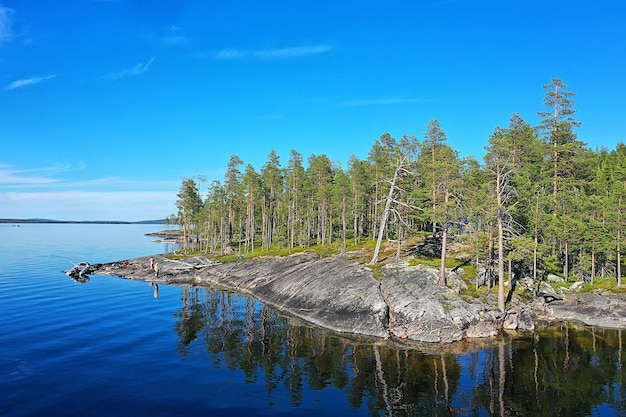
[547,274,564,284]
[465,320,498,338]
[91,252,626,343]
[380,263,482,343]
[549,292,626,329]
[503,307,536,331]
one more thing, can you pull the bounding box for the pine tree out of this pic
[260,150,283,250]
[242,164,262,253]
[285,150,306,249]
[419,120,461,285]
[176,178,203,253]
[537,78,583,214]
[224,155,244,246]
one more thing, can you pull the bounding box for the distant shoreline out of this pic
[0,219,166,225]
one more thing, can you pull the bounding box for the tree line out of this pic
[174,78,626,307]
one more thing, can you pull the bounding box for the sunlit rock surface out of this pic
[91,252,626,343]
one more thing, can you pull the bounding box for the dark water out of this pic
[1,224,624,416]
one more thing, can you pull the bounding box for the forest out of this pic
[173,78,626,308]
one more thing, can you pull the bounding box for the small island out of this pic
[91,237,626,345]
[96,78,626,345]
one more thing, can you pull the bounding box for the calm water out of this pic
[1,224,625,416]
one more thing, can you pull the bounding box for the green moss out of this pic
[213,254,242,263]
[365,263,384,280]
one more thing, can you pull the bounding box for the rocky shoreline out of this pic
[90,252,626,344]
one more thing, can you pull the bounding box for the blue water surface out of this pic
[1,224,625,417]
[0,224,368,416]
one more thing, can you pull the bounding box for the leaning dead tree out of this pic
[370,155,421,264]
[490,154,521,312]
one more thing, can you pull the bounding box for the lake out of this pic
[1,224,624,416]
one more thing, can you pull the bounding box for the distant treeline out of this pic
[1,219,166,224]
[173,78,626,310]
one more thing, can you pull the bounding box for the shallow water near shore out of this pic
[1,224,625,416]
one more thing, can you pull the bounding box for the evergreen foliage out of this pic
[174,79,626,290]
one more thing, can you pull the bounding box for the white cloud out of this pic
[0,3,14,43]
[336,97,429,108]
[108,57,155,80]
[213,44,333,60]
[5,74,56,91]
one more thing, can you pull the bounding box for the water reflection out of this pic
[172,286,625,416]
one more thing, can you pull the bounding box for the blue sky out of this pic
[1,0,625,221]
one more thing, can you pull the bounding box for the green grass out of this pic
[581,277,626,293]
[459,282,492,300]
[408,256,475,276]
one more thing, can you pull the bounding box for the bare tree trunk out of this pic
[564,240,569,282]
[497,213,506,313]
[591,242,596,285]
[353,202,359,245]
[533,192,541,281]
[439,188,450,286]
[508,258,512,286]
[439,222,448,286]
[371,196,392,264]
[487,222,494,290]
[396,224,402,260]
[342,196,347,249]
[370,159,407,264]
[618,195,622,286]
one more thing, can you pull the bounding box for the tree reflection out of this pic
[172,286,625,416]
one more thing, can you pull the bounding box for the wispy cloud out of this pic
[0,167,61,186]
[148,25,189,47]
[0,163,177,190]
[0,3,14,43]
[336,97,429,108]
[213,44,333,60]
[107,57,155,80]
[5,74,56,91]
[0,163,76,187]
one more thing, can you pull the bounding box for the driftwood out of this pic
[162,257,221,270]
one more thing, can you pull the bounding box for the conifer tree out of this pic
[224,155,244,245]
[261,150,283,250]
[176,178,203,253]
[285,150,306,249]
[419,120,461,285]
[242,164,262,253]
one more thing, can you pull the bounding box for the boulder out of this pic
[465,320,498,338]
[380,263,483,343]
[503,306,536,331]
